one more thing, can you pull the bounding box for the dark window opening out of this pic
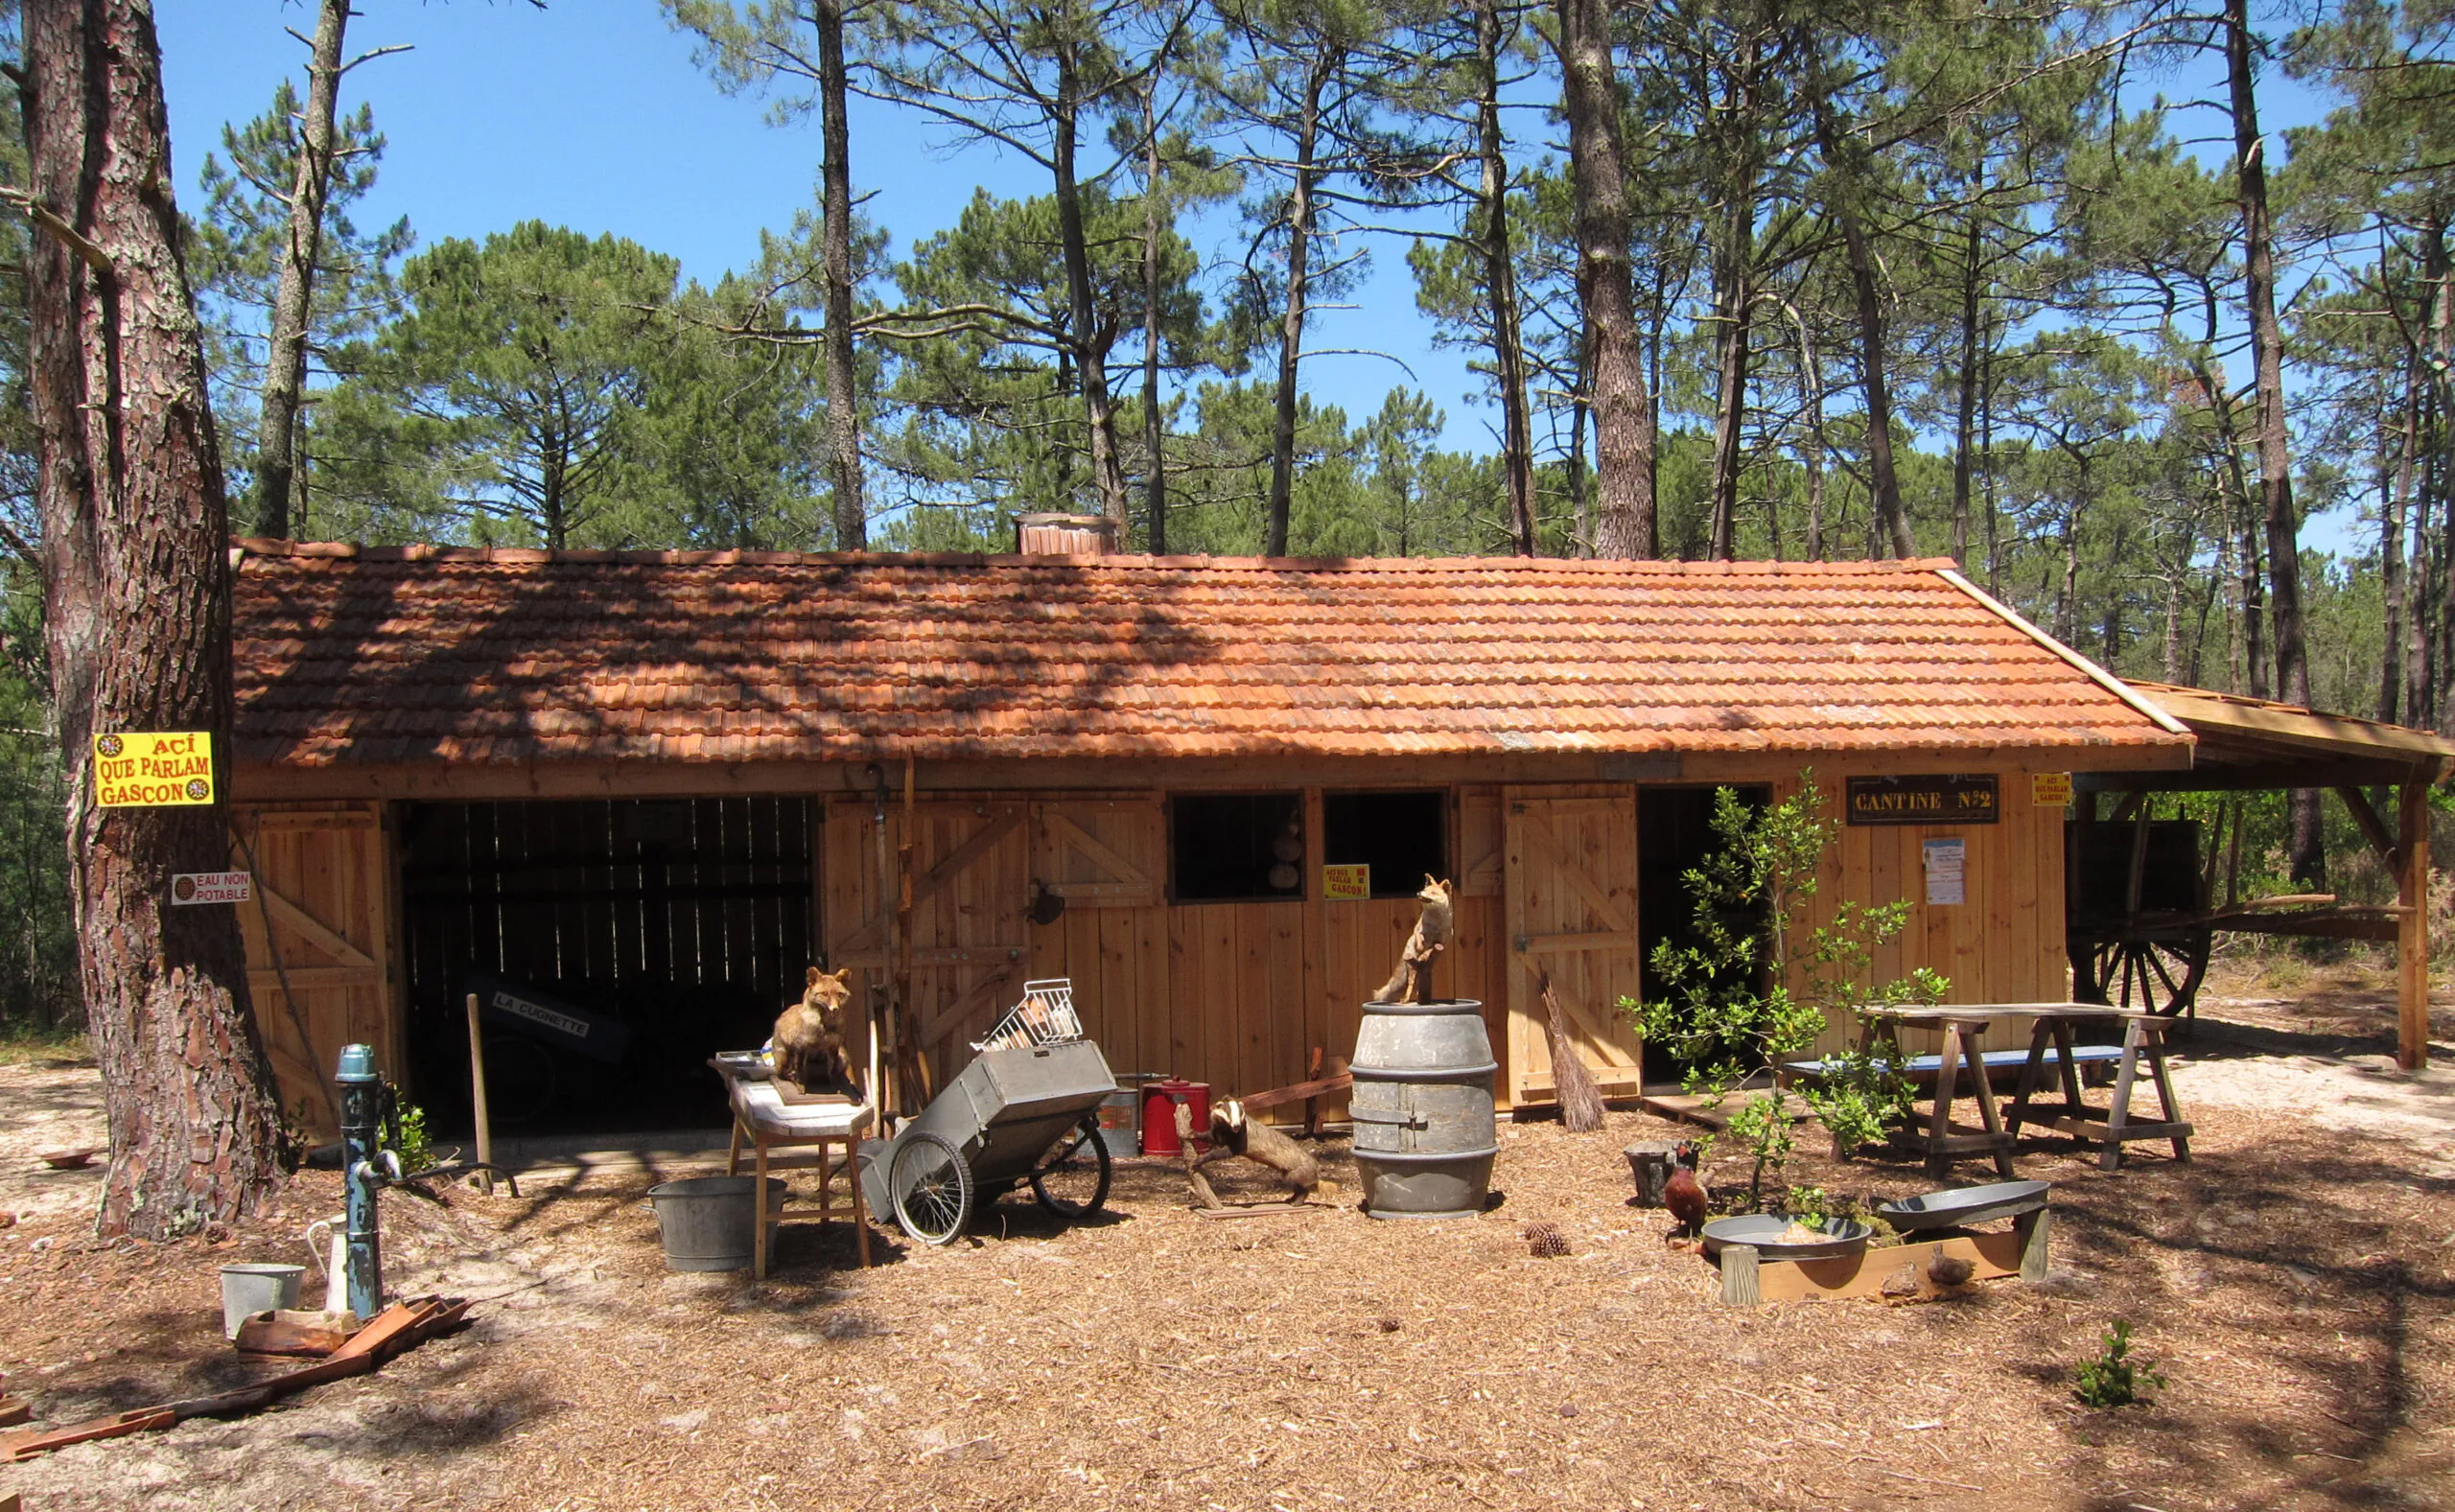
[1322,790,1448,899]
[1171,793,1303,901]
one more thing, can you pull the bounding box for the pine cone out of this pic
[1524,1221,1571,1258]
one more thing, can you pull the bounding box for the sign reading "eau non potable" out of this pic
[91,731,216,807]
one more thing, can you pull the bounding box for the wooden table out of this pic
[2000,1006,2193,1170]
[1858,1010,2018,1179]
[1859,1005,2193,1175]
[711,1065,875,1278]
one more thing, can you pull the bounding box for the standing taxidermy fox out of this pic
[772,966,852,1091]
[1372,875,1454,1004]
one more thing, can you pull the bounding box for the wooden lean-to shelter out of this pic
[226,538,2228,1135]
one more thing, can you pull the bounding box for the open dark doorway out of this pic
[1638,784,1772,1086]
[399,796,813,1136]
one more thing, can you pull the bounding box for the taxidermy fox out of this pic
[1372,875,1455,1004]
[773,966,853,1091]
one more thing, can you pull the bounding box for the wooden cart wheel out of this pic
[1029,1115,1112,1220]
[891,1131,973,1245]
[2083,932,2211,1018]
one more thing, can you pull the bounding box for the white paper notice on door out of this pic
[1922,837,1966,906]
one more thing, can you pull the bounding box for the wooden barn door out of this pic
[1504,788,1645,1105]
[825,800,1031,1095]
[232,801,399,1136]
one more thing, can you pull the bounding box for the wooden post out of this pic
[2017,1207,2050,1281]
[1719,1244,1761,1306]
[2399,779,2432,1072]
[463,994,493,1196]
[897,757,922,1104]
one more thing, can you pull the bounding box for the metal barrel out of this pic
[1348,999,1497,1220]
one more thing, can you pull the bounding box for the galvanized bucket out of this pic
[646,1175,786,1271]
[1349,999,1497,1220]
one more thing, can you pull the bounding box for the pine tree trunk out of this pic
[1705,40,1757,562]
[817,0,867,549]
[1267,57,1328,560]
[1140,85,1168,556]
[1052,57,1130,527]
[1473,0,1536,555]
[24,0,286,1240]
[1817,96,1911,561]
[2383,363,2414,723]
[1794,311,1827,561]
[1951,210,1981,570]
[250,0,350,540]
[2226,0,2317,882]
[1555,0,1652,559]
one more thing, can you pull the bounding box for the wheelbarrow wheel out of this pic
[1029,1114,1111,1220]
[891,1130,972,1245]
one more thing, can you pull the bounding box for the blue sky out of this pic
[157,1,1476,445]
[155,2,2361,553]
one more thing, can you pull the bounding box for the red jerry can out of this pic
[1138,1079,1210,1156]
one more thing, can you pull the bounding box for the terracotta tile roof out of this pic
[229,541,2191,767]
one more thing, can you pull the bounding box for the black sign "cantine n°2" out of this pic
[1843,774,1999,826]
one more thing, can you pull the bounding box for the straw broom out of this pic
[1535,965,1606,1133]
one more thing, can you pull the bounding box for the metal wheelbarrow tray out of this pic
[859,1036,1118,1244]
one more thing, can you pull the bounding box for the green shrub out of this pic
[2074,1319,2166,1408]
[1620,772,1944,1208]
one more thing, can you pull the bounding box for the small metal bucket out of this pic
[646,1175,786,1272]
[220,1263,306,1338]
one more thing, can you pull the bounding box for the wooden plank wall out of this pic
[231,801,398,1135]
[1782,772,2069,1058]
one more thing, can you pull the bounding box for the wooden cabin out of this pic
[224,539,2194,1134]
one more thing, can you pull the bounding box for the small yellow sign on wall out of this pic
[92,731,215,807]
[2031,772,2073,808]
[1322,863,1370,901]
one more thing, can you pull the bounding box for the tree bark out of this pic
[816,0,868,549]
[1951,208,1981,570]
[2383,358,2415,723]
[1793,310,1827,561]
[1817,97,1912,561]
[1554,0,1653,558]
[1140,82,1168,556]
[2227,0,2317,883]
[1266,55,1329,559]
[250,0,350,540]
[1473,0,1536,555]
[1052,53,1131,528]
[1705,35,1759,562]
[24,0,287,1239]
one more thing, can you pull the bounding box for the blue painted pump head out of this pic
[337,1043,377,1084]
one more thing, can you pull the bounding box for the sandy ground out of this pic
[3,989,2453,1512]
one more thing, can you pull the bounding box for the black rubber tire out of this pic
[1029,1115,1112,1220]
[480,1033,558,1127]
[891,1131,973,1245]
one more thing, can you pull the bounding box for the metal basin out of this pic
[1699,1214,1872,1263]
[1879,1179,2050,1231]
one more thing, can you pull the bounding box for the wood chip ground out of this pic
[2,979,2451,1509]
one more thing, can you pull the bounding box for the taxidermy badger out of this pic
[772,966,853,1091]
[1371,875,1454,1005]
[1180,1098,1331,1207]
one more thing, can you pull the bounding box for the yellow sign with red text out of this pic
[92,731,216,807]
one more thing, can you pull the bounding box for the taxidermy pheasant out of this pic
[1663,1141,1708,1244]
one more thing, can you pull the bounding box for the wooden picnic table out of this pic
[1857,1005,2192,1175]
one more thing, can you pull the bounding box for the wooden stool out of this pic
[721,1077,875,1278]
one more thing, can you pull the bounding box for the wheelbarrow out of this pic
[858,981,1117,1244]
